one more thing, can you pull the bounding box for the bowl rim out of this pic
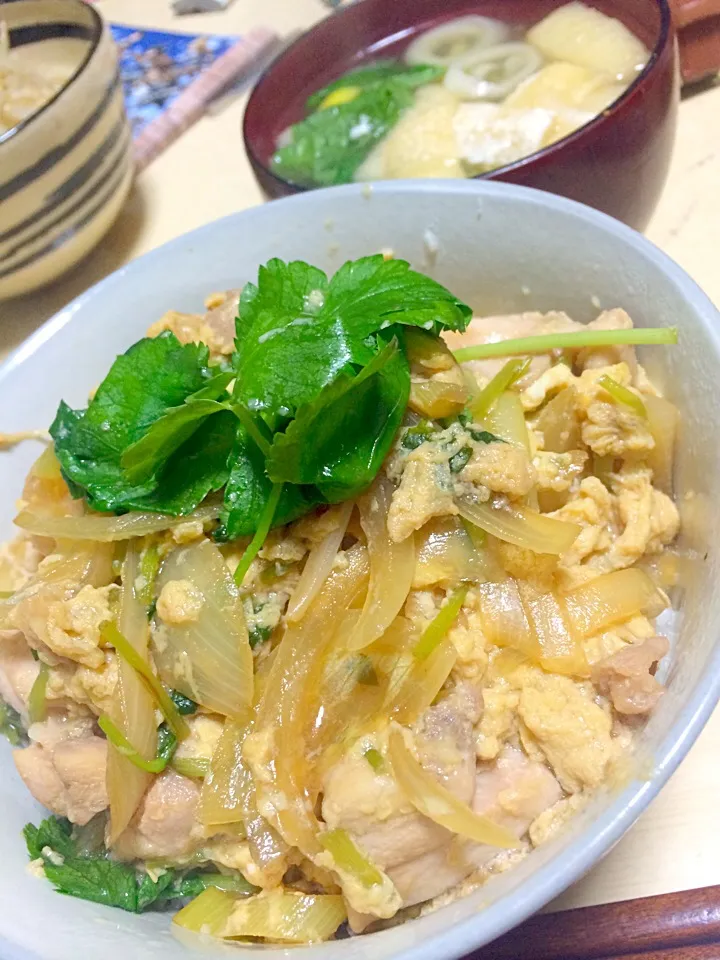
[0,0,104,149]
[2,179,720,960]
[242,0,673,195]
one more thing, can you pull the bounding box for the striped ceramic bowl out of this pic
[0,0,133,301]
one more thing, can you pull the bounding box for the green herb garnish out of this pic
[272,63,444,188]
[169,690,198,715]
[50,256,470,559]
[449,447,473,474]
[402,419,436,450]
[0,698,26,746]
[23,815,255,912]
[453,327,678,363]
[248,624,272,649]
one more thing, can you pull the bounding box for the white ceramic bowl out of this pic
[0,181,719,960]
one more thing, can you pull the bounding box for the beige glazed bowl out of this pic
[0,0,134,301]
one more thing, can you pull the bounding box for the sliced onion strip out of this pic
[562,568,661,638]
[457,496,581,555]
[153,538,254,718]
[347,477,415,652]
[14,502,221,541]
[286,502,353,622]
[388,727,518,848]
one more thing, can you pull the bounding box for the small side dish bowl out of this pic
[0,0,134,301]
[243,0,678,230]
[0,180,719,960]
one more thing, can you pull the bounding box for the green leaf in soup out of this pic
[51,333,215,512]
[266,338,410,501]
[216,422,323,541]
[271,79,414,188]
[305,61,445,111]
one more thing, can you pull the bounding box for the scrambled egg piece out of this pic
[529,793,588,846]
[534,450,587,493]
[156,579,204,625]
[577,364,655,458]
[521,364,576,412]
[46,652,118,717]
[388,453,458,543]
[610,464,680,562]
[44,585,117,669]
[549,477,617,579]
[475,682,520,761]
[461,442,536,499]
[447,597,489,681]
[517,669,615,793]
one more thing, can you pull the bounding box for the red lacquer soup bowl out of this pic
[243,0,678,230]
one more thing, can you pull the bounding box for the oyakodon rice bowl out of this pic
[0,182,719,960]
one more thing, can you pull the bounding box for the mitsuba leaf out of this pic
[233,255,469,429]
[216,423,323,541]
[51,333,215,512]
[271,80,413,188]
[306,61,445,111]
[24,814,249,913]
[121,370,233,484]
[126,410,236,516]
[267,338,409,501]
[321,255,472,339]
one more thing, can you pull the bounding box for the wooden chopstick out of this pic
[467,884,720,960]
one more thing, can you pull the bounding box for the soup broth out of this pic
[271,2,649,188]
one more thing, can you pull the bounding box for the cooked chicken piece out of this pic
[460,442,536,499]
[414,683,482,797]
[0,630,40,716]
[388,454,458,543]
[14,735,108,825]
[389,746,561,907]
[29,714,96,747]
[201,290,240,356]
[592,635,670,715]
[323,686,479,873]
[146,290,239,360]
[444,311,580,387]
[518,670,615,792]
[472,745,563,840]
[113,770,200,860]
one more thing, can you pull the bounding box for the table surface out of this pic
[3,0,720,917]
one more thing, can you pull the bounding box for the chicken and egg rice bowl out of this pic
[0,254,680,943]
